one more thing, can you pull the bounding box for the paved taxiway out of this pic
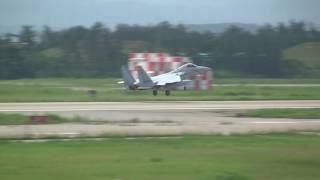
[0,100,320,138]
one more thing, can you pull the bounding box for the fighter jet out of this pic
[121,63,210,96]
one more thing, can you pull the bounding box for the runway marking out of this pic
[36,132,81,135]
[247,121,320,124]
[214,84,320,87]
[1,107,320,112]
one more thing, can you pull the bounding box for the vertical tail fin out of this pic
[121,66,136,90]
[137,66,154,88]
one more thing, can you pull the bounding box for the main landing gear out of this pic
[165,90,171,96]
[153,90,158,96]
[152,90,171,96]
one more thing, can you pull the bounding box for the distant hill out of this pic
[283,42,320,68]
[185,23,261,34]
[1,23,260,36]
[0,25,21,35]
[0,25,63,35]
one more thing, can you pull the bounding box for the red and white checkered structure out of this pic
[128,53,212,90]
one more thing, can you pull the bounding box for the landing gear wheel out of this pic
[165,90,171,96]
[153,90,158,96]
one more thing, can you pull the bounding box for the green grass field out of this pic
[237,108,320,119]
[0,78,320,102]
[0,134,320,180]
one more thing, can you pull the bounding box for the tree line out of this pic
[1,21,319,79]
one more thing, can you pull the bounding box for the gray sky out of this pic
[1,0,319,28]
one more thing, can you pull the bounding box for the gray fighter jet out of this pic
[121,63,210,96]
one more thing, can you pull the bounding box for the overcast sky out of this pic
[1,0,319,28]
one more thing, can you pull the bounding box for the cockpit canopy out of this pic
[173,63,198,72]
[186,63,197,68]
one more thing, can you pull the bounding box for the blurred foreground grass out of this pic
[0,113,86,125]
[237,108,320,119]
[0,78,320,102]
[0,134,320,180]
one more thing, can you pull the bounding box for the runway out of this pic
[0,100,320,138]
[1,100,320,112]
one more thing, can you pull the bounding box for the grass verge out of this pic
[0,78,320,102]
[0,113,175,125]
[0,134,320,180]
[0,113,84,125]
[237,108,320,119]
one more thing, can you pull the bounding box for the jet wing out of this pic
[152,73,181,86]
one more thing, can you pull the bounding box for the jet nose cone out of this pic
[199,66,211,71]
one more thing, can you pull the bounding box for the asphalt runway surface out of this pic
[1,100,320,138]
